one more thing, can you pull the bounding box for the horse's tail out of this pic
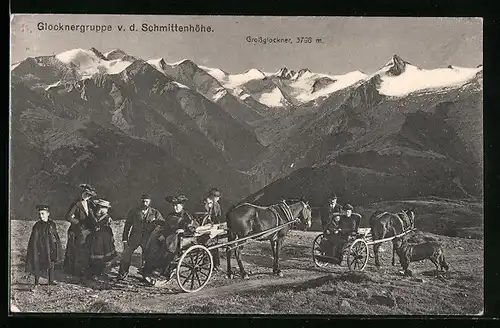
[226,204,236,230]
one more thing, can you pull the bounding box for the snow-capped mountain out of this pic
[368,55,482,97]
[53,48,134,78]
[10,47,483,220]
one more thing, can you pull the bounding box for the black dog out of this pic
[393,237,449,276]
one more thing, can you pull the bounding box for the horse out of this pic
[369,207,416,268]
[225,199,312,279]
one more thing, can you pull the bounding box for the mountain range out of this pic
[10,48,483,219]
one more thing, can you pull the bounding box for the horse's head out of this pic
[298,199,312,230]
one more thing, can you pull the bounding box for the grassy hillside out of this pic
[10,219,483,314]
[307,198,483,240]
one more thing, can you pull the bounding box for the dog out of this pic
[393,236,449,276]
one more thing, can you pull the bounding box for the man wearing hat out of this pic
[86,199,117,279]
[63,184,98,280]
[320,194,343,234]
[117,194,165,280]
[26,205,63,289]
[142,195,198,285]
[195,188,223,270]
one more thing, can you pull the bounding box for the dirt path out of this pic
[144,268,326,306]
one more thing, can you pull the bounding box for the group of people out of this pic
[319,194,362,264]
[24,184,224,288]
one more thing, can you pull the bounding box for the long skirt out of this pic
[323,232,347,264]
[87,226,117,276]
[63,224,91,277]
[143,232,179,276]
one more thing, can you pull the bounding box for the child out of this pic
[86,199,117,279]
[26,205,63,289]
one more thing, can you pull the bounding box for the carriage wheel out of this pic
[312,233,330,268]
[176,245,213,293]
[347,239,369,271]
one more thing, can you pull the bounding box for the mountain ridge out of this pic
[10,47,483,220]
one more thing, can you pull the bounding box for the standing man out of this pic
[196,188,222,225]
[320,194,343,234]
[26,205,63,290]
[195,188,222,270]
[117,194,164,280]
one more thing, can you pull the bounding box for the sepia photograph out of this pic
[9,14,483,315]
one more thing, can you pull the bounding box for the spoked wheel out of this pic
[176,245,213,293]
[312,233,330,268]
[347,239,369,271]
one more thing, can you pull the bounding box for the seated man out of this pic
[142,195,198,285]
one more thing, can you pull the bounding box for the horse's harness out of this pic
[262,201,297,241]
[374,210,413,232]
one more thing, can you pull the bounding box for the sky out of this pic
[10,15,483,75]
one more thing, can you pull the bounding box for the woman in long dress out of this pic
[86,199,117,280]
[63,185,97,280]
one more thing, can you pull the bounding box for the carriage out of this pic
[311,212,415,271]
[163,214,300,293]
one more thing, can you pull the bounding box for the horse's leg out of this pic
[226,234,235,279]
[274,237,284,277]
[373,243,381,268]
[391,240,397,266]
[429,257,440,275]
[235,244,249,279]
[270,240,277,273]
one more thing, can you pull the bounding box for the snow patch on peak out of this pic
[45,80,62,90]
[172,81,190,89]
[213,87,228,101]
[147,58,167,70]
[200,65,228,82]
[378,65,482,97]
[167,59,193,66]
[55,48,99,66]
[239,93,252,100]
[258,87,288,108]
[291,70,367,102]
[55,48,133,77]
[225,69,266,89]
[275,67,296,79]
[104,49,128,60]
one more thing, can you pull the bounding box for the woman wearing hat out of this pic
[86,199,117,280]
[142,195,198,285]
[63,184,98,280]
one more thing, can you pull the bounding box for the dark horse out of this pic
[369,207,416,268]
[225,199,312,279]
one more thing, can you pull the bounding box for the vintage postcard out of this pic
[9,14,483,315]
